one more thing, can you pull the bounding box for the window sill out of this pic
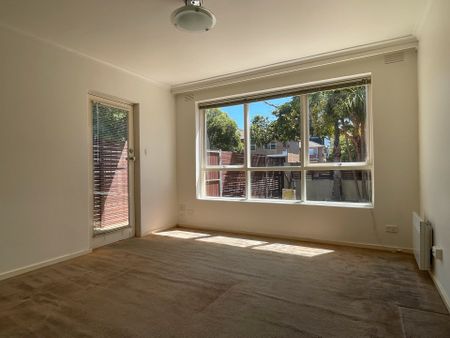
[197,197,374,209]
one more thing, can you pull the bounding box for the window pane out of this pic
[205,171,245,198]
[306,170,372,203]
[308,85,367,163]
[206,106,244,166]
[249,97,301,167]
[251,171,301,200]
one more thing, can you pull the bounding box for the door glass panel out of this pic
[92,102,130,232]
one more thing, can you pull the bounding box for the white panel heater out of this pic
[412,212,432,270]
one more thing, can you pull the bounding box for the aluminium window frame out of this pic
[196,76,374,207]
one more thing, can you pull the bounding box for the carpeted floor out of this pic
[1,228,449,338]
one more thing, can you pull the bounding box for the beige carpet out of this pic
[0,228,449,337]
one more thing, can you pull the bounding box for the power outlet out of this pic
[432,246,443,260]
[385,224,398,233]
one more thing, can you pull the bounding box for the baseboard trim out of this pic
[429,272,450,313]
[176,224,413,254]
[0,249,92,282]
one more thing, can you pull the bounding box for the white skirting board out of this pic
[0,249,92,281]
[429,272,450,313]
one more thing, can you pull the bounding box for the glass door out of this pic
[90,96,135,248]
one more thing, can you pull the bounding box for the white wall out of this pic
[417,0,450,308]
[0,26,177,277]
[176,50,419,250]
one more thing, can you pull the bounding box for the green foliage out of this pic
[204,86,368,201]
[309,86,366,162]
[93,103,128,143]
[206,108,243,152]
[308,86,368,200]
[250,115,273,147]
[205,86,366,163]
[270,96,301,145]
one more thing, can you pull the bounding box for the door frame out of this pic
[87,94,137,249]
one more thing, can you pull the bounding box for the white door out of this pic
[90,96,135,248]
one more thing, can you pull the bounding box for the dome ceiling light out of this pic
[171,0,216,33]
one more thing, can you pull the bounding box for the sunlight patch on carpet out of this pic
[196,236,268,248]
[154,229,334,257]
[253,243,334,257]
[155,230,210,239]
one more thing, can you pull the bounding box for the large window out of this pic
[198,78,373,206]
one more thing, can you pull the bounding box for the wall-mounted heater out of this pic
[412,212,432,270]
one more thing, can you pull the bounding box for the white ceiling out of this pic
[0,0,428,86]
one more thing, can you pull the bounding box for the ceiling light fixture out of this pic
[171,0,216,33]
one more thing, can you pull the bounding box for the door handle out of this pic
[128,155,136,161]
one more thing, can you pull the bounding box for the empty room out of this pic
[1,0,449,337]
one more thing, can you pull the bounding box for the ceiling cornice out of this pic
[171,35,418,94]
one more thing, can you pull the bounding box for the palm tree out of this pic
[309,86,368,201]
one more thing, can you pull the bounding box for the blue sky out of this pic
[221,97,292,129]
